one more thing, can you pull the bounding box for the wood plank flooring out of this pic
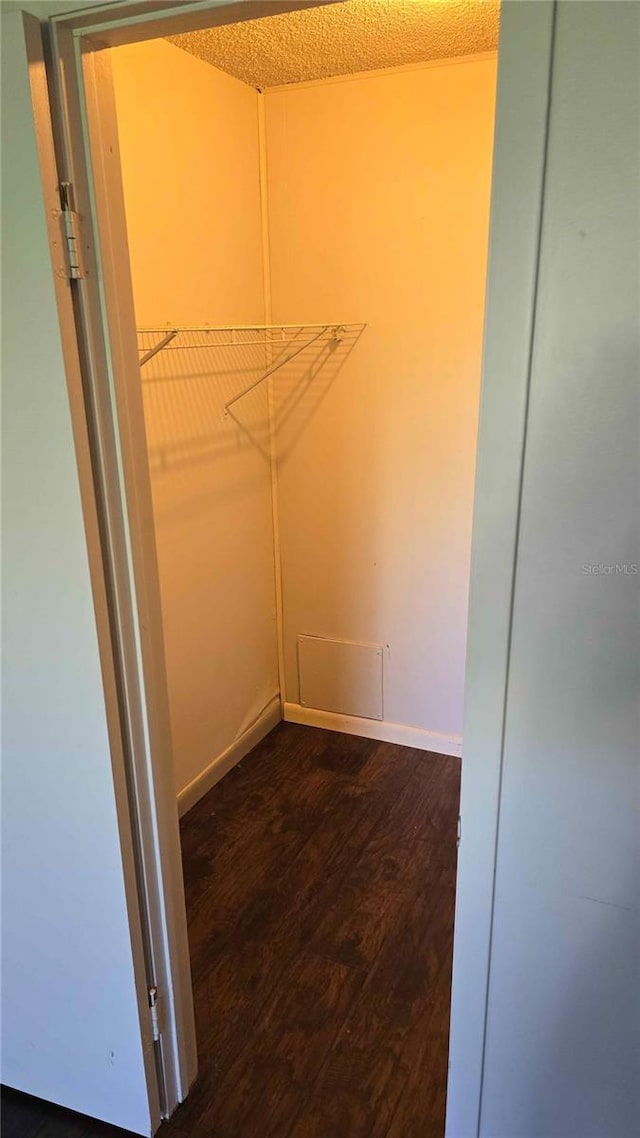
[1,723,460,1138]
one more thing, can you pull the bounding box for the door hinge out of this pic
[456,815,462,850]
[56,182,86,280]
[148,986,162,1043]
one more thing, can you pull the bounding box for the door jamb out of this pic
[19,13,163,1129]
[445,2,556,1134]
[39,0,343,1124]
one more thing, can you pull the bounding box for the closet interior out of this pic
[110,0,497,817]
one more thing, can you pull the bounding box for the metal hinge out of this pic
[56,182,86,280]
[456,815,462,850]
[148,986,162,1043]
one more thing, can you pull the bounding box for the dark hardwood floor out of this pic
[2,723,460,1138]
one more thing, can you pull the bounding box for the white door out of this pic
[448,1,640,1134]
[1,9,161,1134]
[479,3,640,1133]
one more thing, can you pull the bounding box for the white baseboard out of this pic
[177,697,459,818]
[177,696,282,817]
[283,702,462,757]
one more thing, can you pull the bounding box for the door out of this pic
[0,9,163,1133]
[479,2,640,1132]
[447,1,640,1134]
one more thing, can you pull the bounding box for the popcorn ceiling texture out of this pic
[168,0,500,88]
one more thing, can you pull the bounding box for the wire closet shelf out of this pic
[136,324,357,415]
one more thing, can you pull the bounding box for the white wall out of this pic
[112,46,496,782]
[264,56,496,742]
[111,39,280,803]
[0,10,152,1133]
[480,2,639,1133]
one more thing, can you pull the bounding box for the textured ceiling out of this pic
[168,0,500,89]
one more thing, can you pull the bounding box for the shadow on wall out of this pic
[138,323,366,481]
[140,335,271,478]
[268,323,367,462]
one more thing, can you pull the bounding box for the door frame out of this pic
[31,0,557,1132]
[446,3,556,1133]
[36,0,344,1126]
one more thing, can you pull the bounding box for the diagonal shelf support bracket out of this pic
[139,329,177,368]
[223,325,343,416]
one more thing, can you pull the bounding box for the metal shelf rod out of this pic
[138,335,333,352]
[137,323,346,333]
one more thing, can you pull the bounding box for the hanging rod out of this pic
[142,335,324,350]
[138,323,347,333]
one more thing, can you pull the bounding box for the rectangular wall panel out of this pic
[298,634,383,720]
